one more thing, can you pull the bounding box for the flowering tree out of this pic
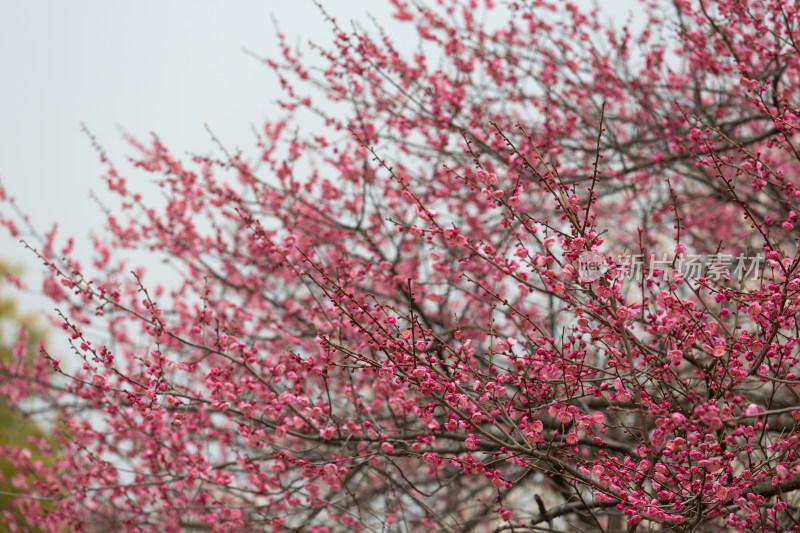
[2,0,800,531]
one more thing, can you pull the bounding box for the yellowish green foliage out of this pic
[0,261,56,531]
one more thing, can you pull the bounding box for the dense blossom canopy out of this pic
[2,0,800,531]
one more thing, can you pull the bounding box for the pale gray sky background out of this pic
[0,0,640,313]
[0,2,384,270]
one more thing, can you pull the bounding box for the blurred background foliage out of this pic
[0,260,57,532]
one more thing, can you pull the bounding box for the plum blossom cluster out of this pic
[1,0,800,532]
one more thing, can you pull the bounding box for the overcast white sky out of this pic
[0,0,640,313]
[0,2,379,270]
